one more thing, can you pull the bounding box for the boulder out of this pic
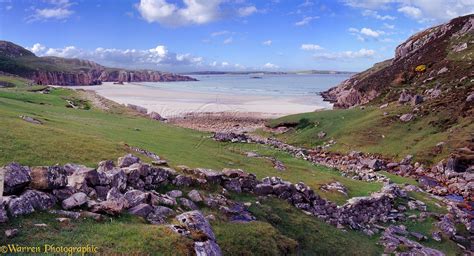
[179,198,198,210]
[124,190,149,208]
[62,192,88,210]
[90,200,127,215]
[398,90,412,104]
[128,203,153,218]
[166,190,183,198]
[52,187,77,201]
[173,175,196,187]
[107,169,127,192]
[188,190,203,202]
[253,184,273,196]
[2,162,31,195]
[149,192,177,207]
[147,206,175,224]
[149,111,167,121]
[7,190,56,217]
[97,160,115,172]
[400,114,414,122]
[176,211,216,241]
[222,179,242,193]
[317,131,327,139]
[30,165,68,190]
[118,154,140,168]
[365,159,383,170]
[194,240,222,256]
[67,167,99,190]
[418,176,440,189]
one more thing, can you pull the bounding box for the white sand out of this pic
[67,82,331,118]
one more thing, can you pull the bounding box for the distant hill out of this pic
[321,14,473,111]
[0,41,196,85]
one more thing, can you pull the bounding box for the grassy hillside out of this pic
[0,76,465,255]
[265,103,473,164]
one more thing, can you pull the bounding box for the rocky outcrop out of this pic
[321,14,474,109]
[0,40,197,86]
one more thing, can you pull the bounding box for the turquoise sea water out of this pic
[136,74,350,98]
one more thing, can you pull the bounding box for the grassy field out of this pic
[0,76,462,255]
[265,104,473,164]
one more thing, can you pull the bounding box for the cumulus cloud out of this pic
[136,0,222,27]
[238,5,258,17]
[28,0,74,22]
[313,48,376,60]
[294,16,318,26]
[263,62,279,69]
[27,43,206,70]
[362,10,395,20]
[349,27,388,41]
[343,0,474,23]
[262,40,272,46]
[300,44,323,51]
[397,6,422,19]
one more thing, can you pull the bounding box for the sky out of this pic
[0,0,473,72]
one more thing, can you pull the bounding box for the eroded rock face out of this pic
[2,163,31,195]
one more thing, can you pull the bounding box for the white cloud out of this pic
[383,23,395,29]
[238,5,257,17]
[263,62,279,69]
[301,44,323,51]
[28,43,206,70]
[362,10,395,20]
[360,27,382,37]
[28,0,74,22]
[343,0,474,23]
[349,27,386,40]
[136,0,222,27]
[211,30,230,37]
[262,40,272,46]
[294,16,318,26]
[313,48,376,60]
[221,61,229,67]
[397,6,422,19]
[28,43,46,54]
[223,37,233,44]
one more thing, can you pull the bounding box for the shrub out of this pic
[296,118,312,130]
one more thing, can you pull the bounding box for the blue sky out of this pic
[0,0,473,72]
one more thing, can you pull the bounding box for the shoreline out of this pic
[63,82,332,119]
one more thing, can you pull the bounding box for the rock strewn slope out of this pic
[321,14,473,109]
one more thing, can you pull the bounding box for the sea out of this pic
[137,73,350,100]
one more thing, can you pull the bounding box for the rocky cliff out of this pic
[0,41,197,85]
[321,14,473,109]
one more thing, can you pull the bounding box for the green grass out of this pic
[0,82,381,205]
[266,105,473,164]
[0,212,194,255]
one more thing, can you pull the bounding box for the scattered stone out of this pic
[321,182,348,196]
[318,131,326,139]
[34,223,48,227]
[400,113,414,122]
[432,231,442,241]
[194,240,222,256]
[411,95,424,106]
[437,67,449,75]
[20,115,42,124]
[380,103,389,109]
[246,151,259,157]
[398,90,412,104]
[5,229,19,238]
[410,231,427,241]
[176,210,216,241]
[49,209,81,219]
[149,111,167,121]
[452,42,467,52]
[56,217,70,223]
[466,92,474,102]
[62,192,88,210]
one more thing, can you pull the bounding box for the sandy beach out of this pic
[68,82,331,119]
